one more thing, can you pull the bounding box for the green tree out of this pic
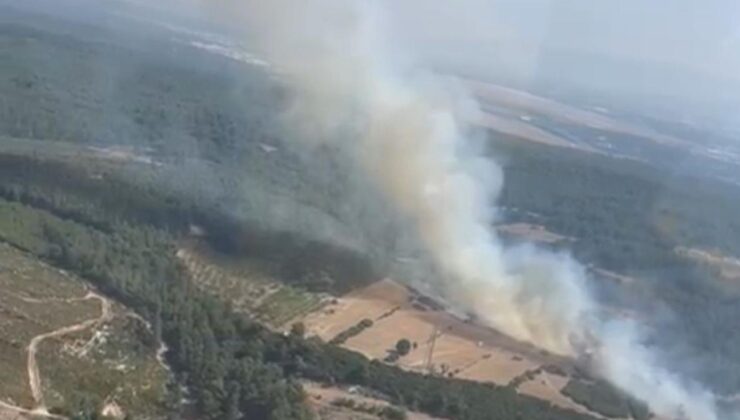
[395,339,411,356]
[290,322,306,338]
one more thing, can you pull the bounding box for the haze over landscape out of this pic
[0,1,739,420]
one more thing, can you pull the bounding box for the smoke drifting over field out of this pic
[212,1,726,419]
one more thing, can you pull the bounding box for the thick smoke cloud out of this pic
[217,1,725,418]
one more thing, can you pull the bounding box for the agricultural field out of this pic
[300,279,551,380]
[298,279,612,418]
[0,242,169,419]
[178,243,329,328]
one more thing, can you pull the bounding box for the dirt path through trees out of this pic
[25,292,112,416]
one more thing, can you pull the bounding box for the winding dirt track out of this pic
[22,292,112,417]
[0,399,65,419]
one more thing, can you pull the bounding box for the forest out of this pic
[0,152,597,420]
[491,134,740,394]
[2,8,740,417]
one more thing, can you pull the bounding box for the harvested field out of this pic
[301,279,562,384]
[477,113,585,150]
[468,81,689,148]
[301,279,406,340]
[300,278,611,418]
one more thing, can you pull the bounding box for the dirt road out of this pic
[26,292,112,415]
[0,400,65,420]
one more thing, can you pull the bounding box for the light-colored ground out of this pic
[468,81,690,148]
[302,279,559,384]
[304,382,441,420]
[496,223,572,245]
[677,247,740,283]
[0,400,54,420]
[27,292,111,415]
[301,279,406,340]
[477,112,590,151]
[300,279,611,419]
[589,268,636,285]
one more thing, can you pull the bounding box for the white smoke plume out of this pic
[221,1,723,418]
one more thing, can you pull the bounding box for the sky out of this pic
[385,0,740,77]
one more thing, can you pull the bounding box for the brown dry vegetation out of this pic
[301,279,559,383]
[299,279,609,418]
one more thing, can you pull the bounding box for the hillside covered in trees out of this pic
[492,135,740,395]
[2,3,740,418]
[0,150,601,420]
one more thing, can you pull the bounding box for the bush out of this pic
[290,322,306,338]
[329,319,374,345]
[395,339,411,356]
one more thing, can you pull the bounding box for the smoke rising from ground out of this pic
[222,1,723,418]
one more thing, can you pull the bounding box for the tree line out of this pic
[0,153,598,420]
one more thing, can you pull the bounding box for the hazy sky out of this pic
[9,0,739,117]
[386,0,740,78]
[381,0,740,114]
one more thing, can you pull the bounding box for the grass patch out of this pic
[254,286,324,327]
[182,246,327,328]
[561,378,650,420]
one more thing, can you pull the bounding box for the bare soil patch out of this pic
[301,279,562,384]
[300,279,611,418]
[677,247,740,283]
[496,223,572,245]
